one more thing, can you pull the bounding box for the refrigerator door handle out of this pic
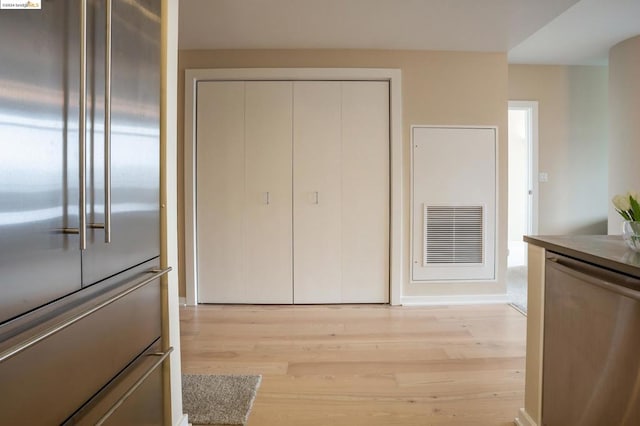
[104,0,112,244]
[87,0,112,242]
[79,0,87,250]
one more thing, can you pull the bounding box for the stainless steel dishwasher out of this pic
[543,252,640,426]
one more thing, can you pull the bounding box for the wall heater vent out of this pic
[423,205,484,265]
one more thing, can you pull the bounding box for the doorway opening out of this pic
[507,101,538,314]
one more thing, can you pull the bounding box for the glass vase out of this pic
[622,221,640,252]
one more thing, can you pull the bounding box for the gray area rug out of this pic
[182,374,262,425]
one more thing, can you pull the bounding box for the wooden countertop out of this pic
[524,234,640,279]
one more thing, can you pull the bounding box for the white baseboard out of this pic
[175,413,189,426]
[401,294,509,306]
[179,294,508,307]
[514,408,537,426]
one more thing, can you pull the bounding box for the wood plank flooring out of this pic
[180,304,526,426]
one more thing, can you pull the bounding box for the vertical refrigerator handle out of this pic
[104,0,112,243]
[86,0,113,242]
[79,0,87,251]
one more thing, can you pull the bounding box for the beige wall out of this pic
[178,49,509,300]
[509,65,608,235]
[608,35,640,233]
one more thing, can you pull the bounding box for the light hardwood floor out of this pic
[180,304,526,426]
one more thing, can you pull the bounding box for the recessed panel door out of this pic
[197,82,293,303]
[341,82,390,303]
[196,82,246,303]
[244,82,293,303]
[293,82,342,303]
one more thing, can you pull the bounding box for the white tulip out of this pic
[613,194,631,211]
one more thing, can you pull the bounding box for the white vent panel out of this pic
[423,205,484,265]
[411,126,496,281]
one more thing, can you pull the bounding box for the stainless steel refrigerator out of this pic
[0,0,169,424]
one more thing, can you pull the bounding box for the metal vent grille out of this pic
[423,205,484,265]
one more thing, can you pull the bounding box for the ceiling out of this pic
[508,0,640,65]
[178,0,640,65]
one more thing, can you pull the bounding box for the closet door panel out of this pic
[244,82,293,303]
[196,82,246,303]
[293,82,342,303]
[341,82,390,303]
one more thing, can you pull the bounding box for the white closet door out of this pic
[293,82,342,303]
[341,82,390,302]
[196,82,246,302]
[197,81,293,304]
[197,80,389,305]
[244,82,293,303]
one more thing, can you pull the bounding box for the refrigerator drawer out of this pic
[65,338,170,425]
[0,266,166,425]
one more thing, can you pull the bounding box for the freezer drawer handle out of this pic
[0,267,171,364]
[95,346,174,425]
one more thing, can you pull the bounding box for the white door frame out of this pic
[184,68,404,306]
[508,100,539,237]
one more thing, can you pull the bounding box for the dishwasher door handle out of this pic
[547,254,640,301]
